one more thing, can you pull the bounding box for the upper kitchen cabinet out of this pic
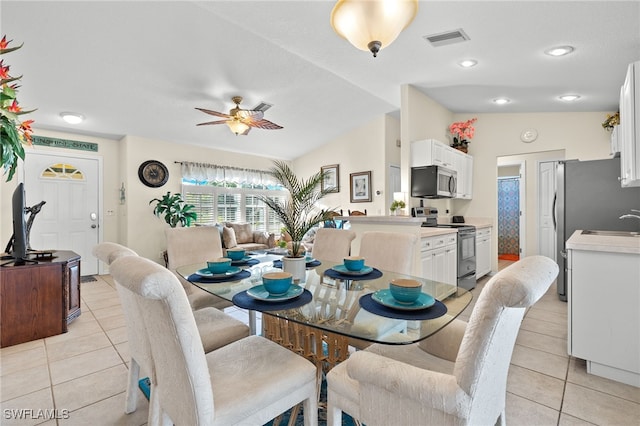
[619,61,640,187]
[410,139,473,199]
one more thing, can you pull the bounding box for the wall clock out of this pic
[520,128,538,143]
[138,160,169,188]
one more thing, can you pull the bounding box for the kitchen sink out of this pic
[581,230,640,237]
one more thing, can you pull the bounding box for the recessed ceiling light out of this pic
[545,45,574,57]
[493,98,510,105]
[60,112,85,124]
[559,94,581,101]
[459,59,477,68]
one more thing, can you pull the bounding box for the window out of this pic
[41,163,85,180]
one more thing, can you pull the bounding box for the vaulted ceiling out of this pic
[2,1,638,159]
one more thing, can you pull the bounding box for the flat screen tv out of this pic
[11,182,28,261]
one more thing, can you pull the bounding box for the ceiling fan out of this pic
[196,96,283,136]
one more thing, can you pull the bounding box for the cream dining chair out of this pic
[165,226,233,311]
[92,242,249,424]
[311,227,356,262]
[326,255,559,426]
[109,254,318,426]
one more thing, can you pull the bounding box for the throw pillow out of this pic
[254,231,270,245]
[222,226,237,248]
[229,223,253,244]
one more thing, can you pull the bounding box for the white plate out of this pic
[195,266,243,278]
[246,285,304,301]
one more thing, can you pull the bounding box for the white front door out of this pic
[23,152,101,275]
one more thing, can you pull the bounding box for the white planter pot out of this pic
[282,256,306,283]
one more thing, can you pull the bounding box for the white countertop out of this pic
[566,230,640,254]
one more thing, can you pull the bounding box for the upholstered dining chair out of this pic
[92,242,249,423]
[109,254,318,426]
[326,255,559,426]
[165,226,233,311]
[348,209,367,216]
[311,228,356,263]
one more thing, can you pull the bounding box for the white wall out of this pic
[292,115,400,216]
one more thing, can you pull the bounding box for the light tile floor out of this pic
[1,262,639,425]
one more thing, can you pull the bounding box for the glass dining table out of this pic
[177,253,472,373]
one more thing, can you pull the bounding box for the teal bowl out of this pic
[389,279,423,304]
[343,256,365,271]
[262,272,293,296]
[226,248,246,261]
[207,257,232,274]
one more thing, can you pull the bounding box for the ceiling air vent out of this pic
[423,28,470,47]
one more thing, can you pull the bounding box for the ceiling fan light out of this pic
[331,0,418,57]
[226,119,249,136]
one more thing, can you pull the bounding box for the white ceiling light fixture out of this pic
[493,98,511,105]
[60,112,85,124]
[226,119,250,136]
[330,0,419,58]
[459,59,477,68]
[545,45,575,57]
[559,94,581,101]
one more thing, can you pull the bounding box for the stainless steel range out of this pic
[414,207,477,290]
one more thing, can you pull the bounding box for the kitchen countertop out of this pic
[566,230,640,254]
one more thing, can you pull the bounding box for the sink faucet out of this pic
[619,209,640,221]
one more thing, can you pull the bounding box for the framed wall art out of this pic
[321,164,340,193]
[350,171,372,203]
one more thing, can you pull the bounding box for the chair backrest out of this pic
[312,228,356,263]
[454,255,558,424]
[358,231,417,274]
[165,226,224,292]
[348,209,367,216]
[92,243,153,377]
[110,255,214,424]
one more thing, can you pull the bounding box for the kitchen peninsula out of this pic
[566,230,640,387]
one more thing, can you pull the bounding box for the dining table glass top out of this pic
[176,253,472,345]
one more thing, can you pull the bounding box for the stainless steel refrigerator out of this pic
[556,158,640,301]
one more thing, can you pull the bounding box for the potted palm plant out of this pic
[258,160,332,281]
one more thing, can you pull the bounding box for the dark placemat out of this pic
[324,268,383,281]
[273,259,321,269]
[232,288,312,311]
[188,270,251,283]
[231,258,260,267]
[359,293,448,320]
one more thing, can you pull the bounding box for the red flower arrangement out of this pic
[1,35,36,182]
[449,118,477,150]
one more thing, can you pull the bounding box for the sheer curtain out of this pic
[180,162,278,188]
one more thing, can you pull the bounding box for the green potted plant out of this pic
[258,160,332,281]
[390,199,406,216]
[1,35,35,182]
[149,192,197,227]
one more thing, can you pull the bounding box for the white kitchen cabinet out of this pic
[421,233,457,299]
[568,248,640,387]
[619,61,640,187]
[475,227,492,279]
[411,139,473,199]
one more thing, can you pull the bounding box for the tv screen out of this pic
[11,183,28,261]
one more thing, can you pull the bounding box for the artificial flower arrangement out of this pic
[1,35,35,182]
[601,112,620,131]
[449,118,477,151]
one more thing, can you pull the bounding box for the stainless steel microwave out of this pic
[410,165,457,198]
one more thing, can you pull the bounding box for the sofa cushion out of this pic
[223,226,237,248]
[228,223,253,244]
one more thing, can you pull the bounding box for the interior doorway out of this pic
[497,162,525,260]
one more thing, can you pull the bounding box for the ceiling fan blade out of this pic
[248,118,283,130]
[196,120,227,126]
[195,107,231,119]
[237,110,264,120]
[252,102,272,112]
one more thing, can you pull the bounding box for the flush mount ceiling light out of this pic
[459,59,477,68]
[493,98,511,105]
[559,94,581,101]
[330,0,419,58]
[60,112,84,124]
[545,45,574,57]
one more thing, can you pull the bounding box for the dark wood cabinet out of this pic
[1,251,81,348]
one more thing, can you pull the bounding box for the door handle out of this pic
[552,192,557,231]
[91,224,97,229]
